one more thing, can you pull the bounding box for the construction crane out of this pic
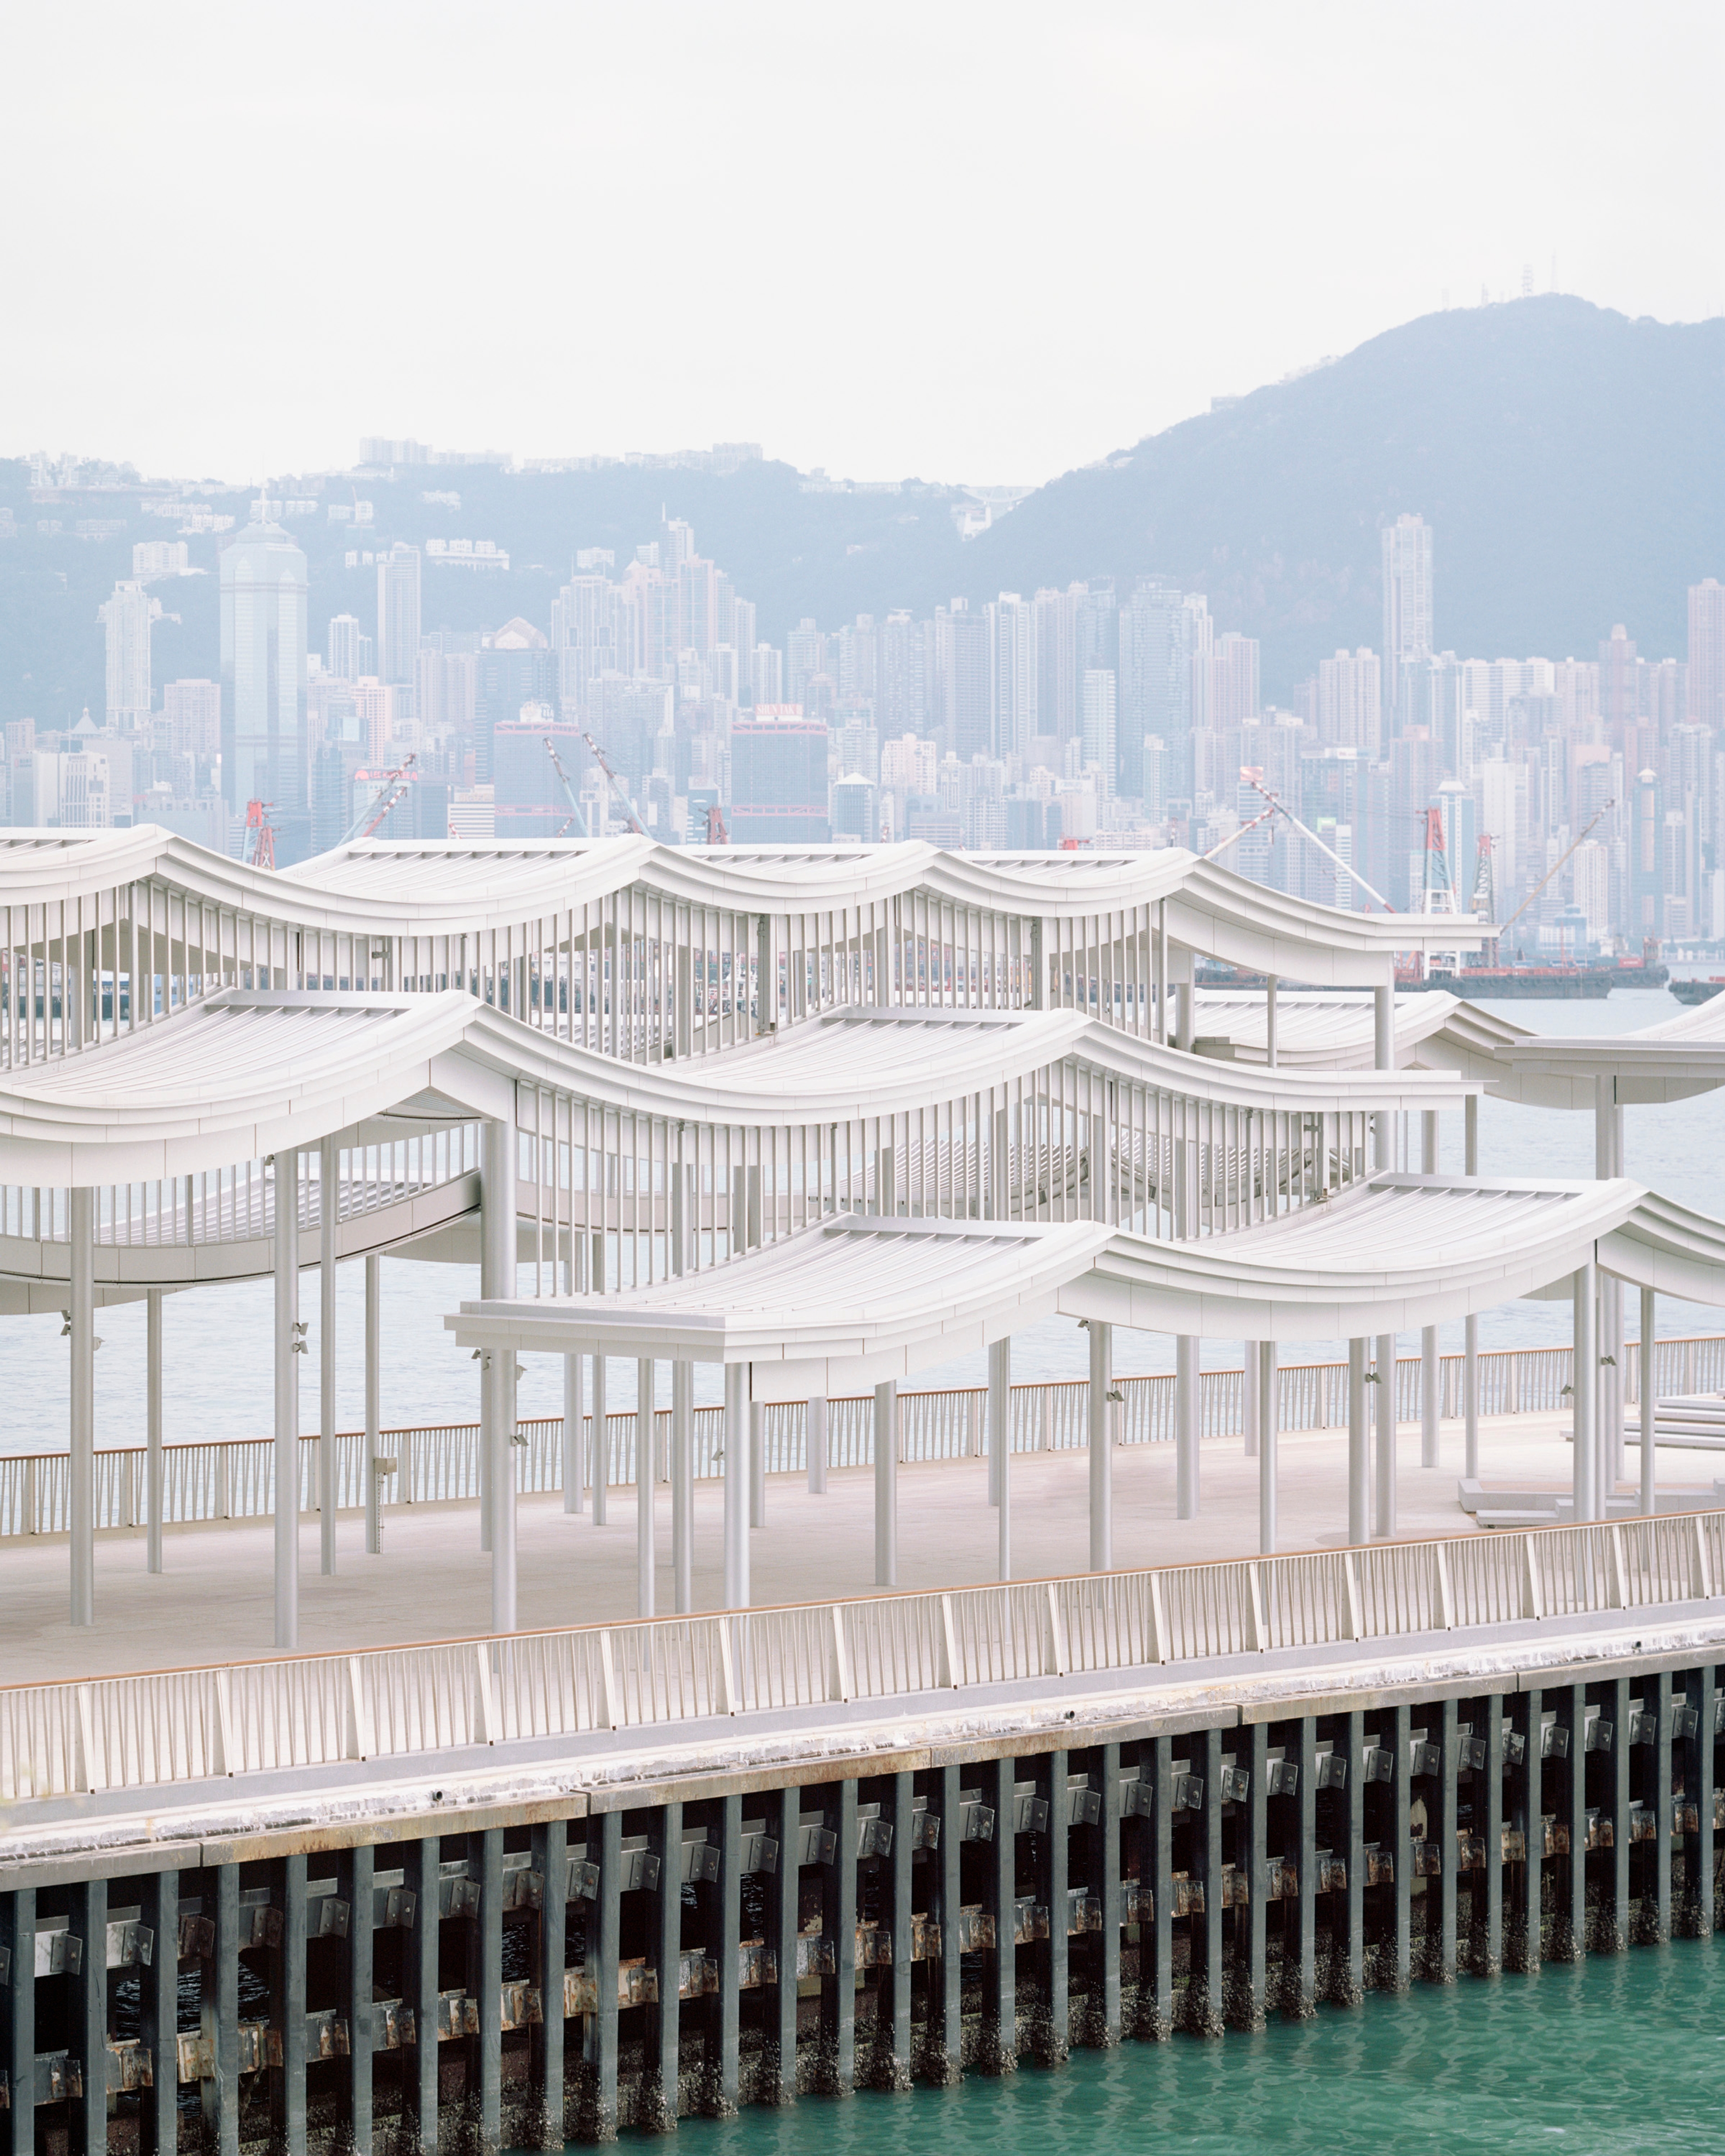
[1235,769,1394,910]
[339,752,418,846]
[577,729,647,838]
[243,800,276,870]
[543,738,591,840]
[706,801,729,845]
[1497,799,1615,938]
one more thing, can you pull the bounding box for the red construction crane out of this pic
[706,802,729,845]
[341,753,417,845]
[243,800,276,870]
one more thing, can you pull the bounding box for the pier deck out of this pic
[8,1410,1712,1684]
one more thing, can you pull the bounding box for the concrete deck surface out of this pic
[4,1413,1717,1685]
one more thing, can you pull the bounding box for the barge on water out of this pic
[6,1513,1725,2150]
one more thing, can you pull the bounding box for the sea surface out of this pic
[572,1935,1725,2156]
[4,990,1723,1455]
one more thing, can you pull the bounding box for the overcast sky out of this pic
[4,1,1721,488]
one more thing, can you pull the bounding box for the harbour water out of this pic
[4,991,1721,1455]
[587,1934,1725,2155]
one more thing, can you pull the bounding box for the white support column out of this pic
[485,1111,518,1635]
[69,1185,95,1627]
[1373,974,1394,1169]
[1258,1339,1278,1556]
[672,1360,694,1612]
[1346,1339,1367,1545]
[874,1379,898,1588]
[1573,1264,1599,1523]
[807,1395,828,1494]
[750,1400,766,1528]
[563,1355,584,1515]
[319,1133,338,1578]
[636,1357,655,1619]
[1088,1319,1112,1573]
[1419,1113,1440,1467]
[1243,1343,1260,1460]
[364,1253,381,1555]
[990,1338,1012,1581]
[273,1149,300,1651]
[1596,1078,1626,1490]
[1639,1286,1656,1517]
[1265,973,1278,1068]
[723,1362,749,1608]
[1463,1093,1480,1480]
[1373,1330,1396,1538]
[592,1356,609,1525]
[146,1286,164,1577]
[1176,1334,1200,1519]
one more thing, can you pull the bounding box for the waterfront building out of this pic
[8,828,1725,2148]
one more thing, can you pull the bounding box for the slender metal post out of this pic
[319,1132,338,1577]
[1347,1337,1368,1544]
[1573,1263,1598,1522]
[142,1867,178,2153]
[807,1392,828,1493]
[1373,975,1394,1168]
[672,1358,694,1612]
[749,1398,766,1527]
[69,1184,95,1626]
[485,1113,517,1632]
[347,1841,375,2148]
[1176,1333,1200,1519]
[637,1356,655,1618]
[1088,1318,1112,1571]
[1265,972,1278,1067]
[1464,1314,1480,1480]
[563,1353,584,1515]
[364,1253,381,1553]
[991,1336,1012,1580]
[874,1378,898,1586]
[273,1149,299,1650]
[6,1886,37,2156]
[1373,1330,1396,1539]
[724,1361,748,1607]
[1641,1285,1656,1515]
[72,1875,107,2156]
[1243,1338,1259,1459]
[592,1354,608,1525]
[1421,1322,1440,1468]
[1258,1338,1278,1555]
[146,1284,164,1575]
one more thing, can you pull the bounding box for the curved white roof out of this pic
[1491,990,1725,1105]
[1190,989,1548,1092]
[449,1171,1725,1397]
[0,826,1484,981]
[0,990,1474,1186]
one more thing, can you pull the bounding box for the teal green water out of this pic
[618,1940,1725,2153]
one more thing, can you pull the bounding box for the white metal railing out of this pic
[3,1507,1719,1803]
[6,1335,1722,1542]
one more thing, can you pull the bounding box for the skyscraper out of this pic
[1118,580,1194,799]
[98,580,153,729]
[1381,513,1434,728]
[1080,669,1117,793]
[376,543,422,705]
[1690,578,1725,729]
[327,614,362,682]
[1317,648,1382,756]
[989,592,1037,758]
[220,520,310,862]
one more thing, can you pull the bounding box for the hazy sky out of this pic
[4,1,1721,488]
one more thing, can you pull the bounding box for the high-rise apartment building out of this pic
[1317,648,1382,756]
[376,543,422,702]
[1034,586,1079,741]
[1080,670,1117,793]
[1208,633,1261,733]
[1688,579,1725,729]
[220,519,310,861]
[327,614,362,682]
[1118,581,1195,799]
[98,580,153,729]
[163,680,221,760]
[1599,625,1639,739]
[1381,513,1434,728]
[990,593,1037,758]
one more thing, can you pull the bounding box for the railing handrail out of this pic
[4,1503,1721,1805]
